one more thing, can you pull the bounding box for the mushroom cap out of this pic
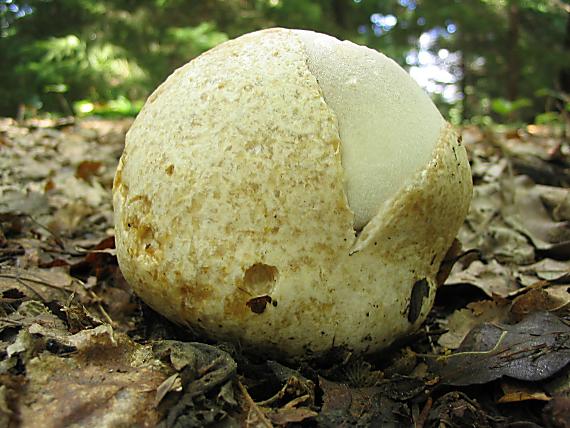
[113,28,472,359]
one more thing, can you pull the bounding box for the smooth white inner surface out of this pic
[295,30,445,230]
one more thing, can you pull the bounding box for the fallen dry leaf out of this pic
[427,391,500,427]
[517,258,570,284]
[18,333,168,428]
[317,376,413,427]
[510,288,566,321]
[267,407,318,425]
[1,115,569,426]
[434,311,570,386]
[543,396,570,428]
[445,260,518,298]
[497,380,550,403]
[504,176,570,252]
[438,300,509,349]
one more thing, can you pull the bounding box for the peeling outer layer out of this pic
[351,124,472,255]
[112,28,472,360]
[346,123,473,331]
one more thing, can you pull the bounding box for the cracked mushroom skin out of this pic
[113,28,472,359]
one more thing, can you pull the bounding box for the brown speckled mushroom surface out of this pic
[113,28,472,359]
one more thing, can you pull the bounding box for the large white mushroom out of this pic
[113,28,472,359]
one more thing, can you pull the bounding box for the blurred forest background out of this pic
[1,0,569,128]
[1,3,570,425]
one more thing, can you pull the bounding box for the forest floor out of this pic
[0,117,569,428]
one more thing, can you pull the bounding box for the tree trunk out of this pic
[506,0,520,102]
[559,11,570,95]
[332,0,349,30]
[560,11,570,140]
[460,53,469,122]
[459,28,469,122]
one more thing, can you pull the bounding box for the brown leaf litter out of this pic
[1,118,569,427]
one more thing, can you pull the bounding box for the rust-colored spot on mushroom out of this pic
[407,278,430,324]
[119,183,129,200]
[165,164,174,175]
[137,224,154,244]
[329,136,341,153]
[224,293,247,318]
[113,165,123,189]
[179,282,213,309]
[144,243,155,256]
[188,195,204,215]
[246,295,272,314]
[124,214,139,230]
[243,263,278,295]
[129,194,151,211]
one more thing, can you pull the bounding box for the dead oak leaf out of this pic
[438,299,509,349]
[445,260,518,298]
[518,258,570,283]
[504,176,570,251]
[497,380,550,403]
[434,311,570,386]
[75,160,103,182]
[316,376,412,427]
[17,336,168,428]
[510,288,567,322]
[267,407,318,425]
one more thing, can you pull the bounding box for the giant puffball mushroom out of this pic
[113,28,472,359]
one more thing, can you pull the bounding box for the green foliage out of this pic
[0,0,230,116]
[535,111,562,125]
[163,23,228,67]
[74,96,143,117]
[491,97,532,117]
[3,33,147,114]
[0,0,569,122]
